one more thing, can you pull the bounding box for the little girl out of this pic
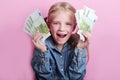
[32,2,90,80]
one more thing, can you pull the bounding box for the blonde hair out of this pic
[47,2,76,24]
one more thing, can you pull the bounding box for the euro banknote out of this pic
[75,6,98,41]
[24,9,50,43]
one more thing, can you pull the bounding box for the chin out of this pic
[56,41,67,45]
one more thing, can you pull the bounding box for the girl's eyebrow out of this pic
[52,21,59,23]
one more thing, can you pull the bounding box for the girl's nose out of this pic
[59,24,65,30]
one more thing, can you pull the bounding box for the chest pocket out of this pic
[50,59,56,71]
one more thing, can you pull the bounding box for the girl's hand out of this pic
[77,31,91,49]
[77,31,91,63]
[32,32,47,52]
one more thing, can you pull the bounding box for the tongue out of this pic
[58,34,65,38]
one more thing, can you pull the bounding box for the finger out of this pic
[32,39,41,48]
[33,33,43,41]
[34,35,41,41]
[32,40,37,46]
[82,31,87,37]
[33,32,40,38]
[82,31,91,39]
[36,36,41,44]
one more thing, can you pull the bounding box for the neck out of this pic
[57,44,64,51]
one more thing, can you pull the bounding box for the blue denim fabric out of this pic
[31,36,86,80]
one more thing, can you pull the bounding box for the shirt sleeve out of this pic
[68,48,87,80]
[31,48,52,79]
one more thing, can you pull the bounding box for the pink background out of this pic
[0,0,120,80]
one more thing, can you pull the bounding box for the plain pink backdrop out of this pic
[0,0,120,80]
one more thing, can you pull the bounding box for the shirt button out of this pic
[61,68,63,71]
[60,55,62,58]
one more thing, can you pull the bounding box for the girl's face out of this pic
[49,10,75,47]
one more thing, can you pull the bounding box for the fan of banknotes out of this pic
[24,9,50,43]
[75,6,98,41]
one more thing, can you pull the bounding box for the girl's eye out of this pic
[53,22,59,25]
[66,23,72,26]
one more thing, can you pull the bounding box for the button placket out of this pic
[59,54,64,72]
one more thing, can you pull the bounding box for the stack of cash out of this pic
[75,6,98,41]
[24,9,50,43]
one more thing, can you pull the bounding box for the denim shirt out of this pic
[31,36,86,80]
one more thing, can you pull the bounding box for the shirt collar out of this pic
[45,36,57,49]
[45,36,70,50]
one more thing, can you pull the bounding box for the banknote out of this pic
[24,9,50,43]
[75,6,98,41]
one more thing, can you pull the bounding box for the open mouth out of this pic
[57,33,67,38]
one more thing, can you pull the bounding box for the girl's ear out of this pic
[44,17,50,29]
[72,25,78,34]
